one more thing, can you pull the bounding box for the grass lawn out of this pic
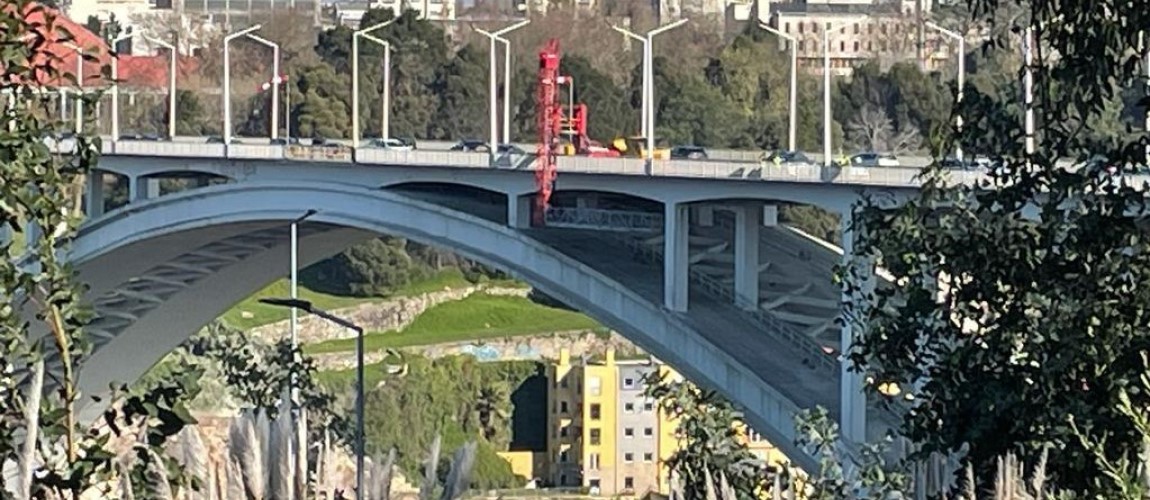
[304,293,600,355]
[221,280,380,331]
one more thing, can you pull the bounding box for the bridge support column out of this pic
[130,176,160,202]
[508,194,532,229]
[733,204,761,310]
[664,202,689,312]
[85,171,105,218]
[839,215,870,442]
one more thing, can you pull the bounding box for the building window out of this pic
[811,22,817,33]
[625,402,636,413]
[644,452,654,462]
[798,40,805,52]
[881,23,887,34]
[624,427,634,438]
[784,22,790,33]
[625,477,635,490]
[624,452,634,463]
[644,427,654,437]
[590,453,600,470]
[590,428,601,445]
[854,41,860,52]
[560,401,568,413]
[644,401,654,412]
[798,22,803,34]
[588,376,601,396]
[560,450,569,463]
[590,403,601,420]
[560,425,568,437]
[869,24,874,34]
[623,377,635,389]
[868,41,873,51]
[589,478,600,489]
[561,474,568,485]
[840,41,845,52]
[561,377,568,388]
[853,24,859,34]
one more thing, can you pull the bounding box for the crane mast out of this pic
[534,39,561,226]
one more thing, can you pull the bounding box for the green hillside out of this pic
[305,292,601,354]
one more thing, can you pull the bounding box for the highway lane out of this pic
[136,135,938,168]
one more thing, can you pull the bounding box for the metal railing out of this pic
[544,207,663,232]
[619,235,838,374]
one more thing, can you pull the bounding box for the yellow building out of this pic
[545,349,786,497]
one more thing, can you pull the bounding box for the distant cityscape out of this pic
[66,0,962,77]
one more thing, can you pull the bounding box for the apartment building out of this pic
[764,0,955,76]
[545,349,782,497]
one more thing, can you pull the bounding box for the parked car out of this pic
[311,137,343,148]
[269,137,301,145]
[450,139,489,152]
[670,145,708,160]
[369,138,414,151]
[206,136,243,144]
[120,132,165,141]
[849,153,900,167]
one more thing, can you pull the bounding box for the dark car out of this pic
[311,137,343,148]
[269,137,301,145]
[670,145,708,160]
[764,150,815,166]
[450,139,489,152]
[497,144,526,155]
[120,132,164,141]
[206,136,241,144]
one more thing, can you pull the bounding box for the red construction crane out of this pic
[534,39,561,226]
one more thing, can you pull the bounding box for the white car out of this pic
[369,138,414,151]
[849,153,900,168]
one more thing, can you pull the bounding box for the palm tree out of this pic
[472,383,510,442]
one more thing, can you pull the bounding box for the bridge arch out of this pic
[68,181,817,470]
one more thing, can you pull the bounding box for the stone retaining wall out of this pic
[311,330,642,371]
[247,285,529,344]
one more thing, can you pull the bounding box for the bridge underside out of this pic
[44,180,897,472]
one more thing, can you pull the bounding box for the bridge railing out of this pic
[544,207,664,232]
[619,235,838,374]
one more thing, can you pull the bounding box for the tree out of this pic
[301,237,422,296]
[846,103,922,154]
[429,44,488,139]
[843,0,1150,494]
[643,372,767,500]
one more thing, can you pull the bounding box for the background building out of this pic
[546,349,783,496]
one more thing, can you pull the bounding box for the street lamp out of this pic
[64,42,83,134]
[496,35,513,144]
[1022,25,1034,157]
[287,208,315,500]
[261,74,290,139]
[245,33,281,141]
[353,19,396,148]
[259,297,367,500]
[758,23,798,152]
[612,19,688,163]
[110,33,133,141]
[477,19,530,162]
[822,17,868,167]
[223,24,262,145]
[926,21,965,162]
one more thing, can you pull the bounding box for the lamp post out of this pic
[925,21,965,162]
[496,35,513,144]
[352,19,396,148]
[287,209,316,500]
[1022,25,1034,157]
[245,33,280,141]
[65,42,83,134]
[613,19,688,162]
[822,18,868,167]
[110,33,134,140]
[259,297,366,500]
[477,20,530,162]
[222,24,262,145]
[261,74,290,139]
[758,23,798,152]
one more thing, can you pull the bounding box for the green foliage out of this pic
[303,236,421,296]
[221,278,382,330]
[323,355,541,489]
[642,372,767,500]
[304,292,599,354]
[842,0,1150,494]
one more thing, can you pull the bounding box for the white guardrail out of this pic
[44,137,1011,188]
